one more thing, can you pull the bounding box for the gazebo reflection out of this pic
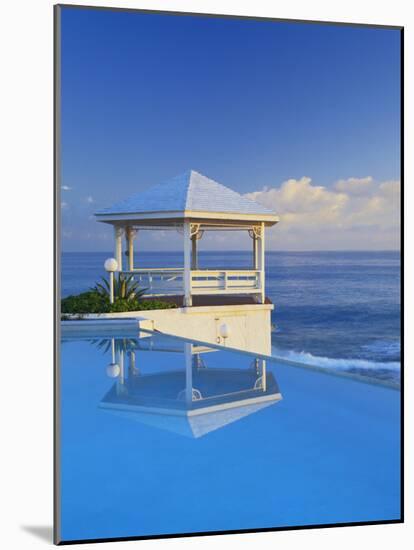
[97,334,282,438]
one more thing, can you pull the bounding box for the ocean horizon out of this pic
[61,250,401,386]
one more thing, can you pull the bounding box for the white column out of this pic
[261,359,267,392]
[258,223,265,304]
[116,348,125,396]
[114,226,123,271]
[191,235,198,269]
[252,233,258,269]
[185,343,193,404]
[111,338,116,364]
[126,227,136,271]
[183,222,192,306]
[119,349,124,384]
[129,351,138,376]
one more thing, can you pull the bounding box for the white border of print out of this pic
[0,1,410,549]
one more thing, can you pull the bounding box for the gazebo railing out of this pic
[190,270,260,295]
[123,268,261,296]
[123,268,184,295]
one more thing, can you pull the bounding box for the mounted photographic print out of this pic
[54,4,403,544]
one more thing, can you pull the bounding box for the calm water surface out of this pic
[59,330,400,542]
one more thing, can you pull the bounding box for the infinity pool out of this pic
[58,328,401,542]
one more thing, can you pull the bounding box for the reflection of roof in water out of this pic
[104,400,279,438]
[100,369,282,438]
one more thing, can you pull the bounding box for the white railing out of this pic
[122,268,261,296]
[123,268,184,296]
[190,270,260,295]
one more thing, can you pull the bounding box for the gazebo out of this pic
[95,170,279,306]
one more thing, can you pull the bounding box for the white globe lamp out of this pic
[104,257,118,272]
[106,362,120,378]
[104,258,118,304]
[219,323,230,343]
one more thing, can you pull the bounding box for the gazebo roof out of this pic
[100,369,282,438]
[101,399,279,439]
[95,170,278,225]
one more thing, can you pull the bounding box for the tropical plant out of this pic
[91,273,147,301]
[89,337,137,355]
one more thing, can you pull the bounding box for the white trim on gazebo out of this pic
[95,170,279,306]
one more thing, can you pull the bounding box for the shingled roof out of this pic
[95,170,278,224]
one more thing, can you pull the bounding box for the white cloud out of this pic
[245,176,400,250]
[334,176,374,195]
[85,196,94,204]
[61,201,69,209]
[61,185,72,191]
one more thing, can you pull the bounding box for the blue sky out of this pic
[60,7,401,251]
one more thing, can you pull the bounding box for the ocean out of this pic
[61,250,401,386]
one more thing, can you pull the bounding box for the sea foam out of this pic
[271,347,400,371]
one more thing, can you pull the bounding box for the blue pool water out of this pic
[59,329,400,542]
[61,251,401,385]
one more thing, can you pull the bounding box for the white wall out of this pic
[84,303,274,355]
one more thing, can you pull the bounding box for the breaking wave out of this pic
[271,347,400,372]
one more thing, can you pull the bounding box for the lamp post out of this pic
[219,323,230,346]
[106,338,120,377]
[104,257,118,304]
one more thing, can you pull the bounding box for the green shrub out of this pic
[61,290,176,315]
[61,291,107,314]
[129,300,177,311]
